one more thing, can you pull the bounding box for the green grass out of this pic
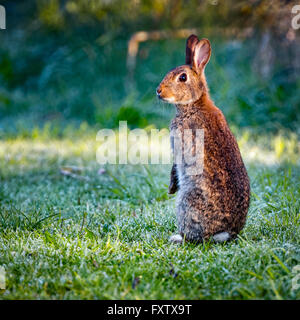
[0,130,300,299]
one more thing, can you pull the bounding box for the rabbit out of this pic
[156,35,250,243]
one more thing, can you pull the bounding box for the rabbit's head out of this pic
[156,35,211,105]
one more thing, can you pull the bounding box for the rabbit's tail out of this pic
[213,232,230,243]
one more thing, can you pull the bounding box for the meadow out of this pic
[0,126,300,299]
[1,1,300,299]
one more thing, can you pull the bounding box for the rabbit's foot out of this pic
[213,232,230,243]
[169,234,183,244]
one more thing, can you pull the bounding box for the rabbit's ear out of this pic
[192,38,211,72]
[186,34,199,65]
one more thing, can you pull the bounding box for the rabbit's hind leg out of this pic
[213,232,230,243]
[169,234,183,244]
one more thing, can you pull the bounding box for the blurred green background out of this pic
[0,0,299,137]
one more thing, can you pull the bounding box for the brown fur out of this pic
[157,35,250,242]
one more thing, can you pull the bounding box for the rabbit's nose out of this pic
[156,87,162,95]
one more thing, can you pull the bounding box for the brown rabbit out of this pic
[156,35,250,243]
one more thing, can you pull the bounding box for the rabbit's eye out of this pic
[179,73,187,82]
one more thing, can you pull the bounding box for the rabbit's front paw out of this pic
[168,164,179,194]
[168,181,178,194]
